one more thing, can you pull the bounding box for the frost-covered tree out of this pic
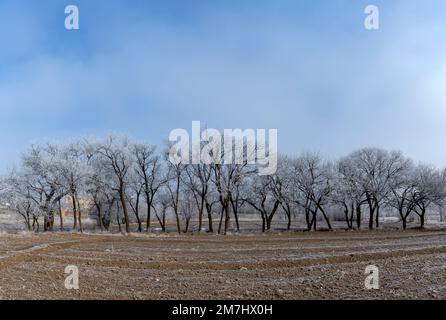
[93,136,133,233]
[290,153,333,231]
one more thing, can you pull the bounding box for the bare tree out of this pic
[386,158,416,229]
[133,143,166,232]
[94,136,133,233]
[1,170,39,231]
[58,143,90,232]
[346,148,408,229]
[153,188,171,232]
[128,171,144,232]
[334,157,369,229]
[244,175,280,232]
[411,165,446,229]
[183,163,213,232]
[179,190,196,233]
[165,155,185,234]
[211,158,253,234]
[5,134,446,235]
[21,145,67,231]
[270,155,295,230]
[291,153,333,231]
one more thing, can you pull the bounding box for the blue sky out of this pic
[0,0,446,171]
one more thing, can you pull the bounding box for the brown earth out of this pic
[0,228,446,300]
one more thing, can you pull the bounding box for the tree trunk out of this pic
[420,209,426,229]
[116,203,122,233]
[321,211,332,230]
[96,202,105,232]
[44,212,54,232]
[198,197,205,232]
[305,208,312,231]
[175,210,181,234]
[343,203,351,229]
[218,206,224,234]
[161,211,166,232]
[33,216,38,231]
[233,209,240,232]
[136,215,142,232]
[162,212,166,232]
[206,203,213,233]
[356,205,362,229]
[284,203,291,230]
[77,196,83,233]
[119,188,130,233]
[72,195,78,231]
[224,207,230,235]
[266,215,273,230]
[375,204,380,228]
[317,204,332,230]
[58,199,64,231]
[25,213,32,231]
[146,198,152,231]
[368,204,375,230]
[349,203,355,229]
[230,196,240,233]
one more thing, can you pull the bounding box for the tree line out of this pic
[1,135,445,234]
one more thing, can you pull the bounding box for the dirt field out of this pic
[0,229,446,300]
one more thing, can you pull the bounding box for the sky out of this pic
[0,0,446,171]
